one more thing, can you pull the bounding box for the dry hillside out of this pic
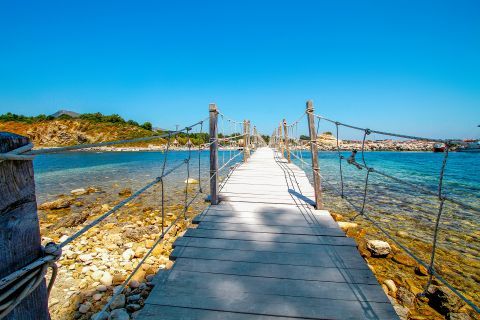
[0,119,157,147]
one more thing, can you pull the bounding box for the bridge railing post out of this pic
[306,100,323,209]
[283,119,291,163]
[209,104,219,205]
[0,132,50,320]
[243,120,250,162]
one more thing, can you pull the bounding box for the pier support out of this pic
[306,101,323,209]
[0,132,49,320]
[209,104,219,205]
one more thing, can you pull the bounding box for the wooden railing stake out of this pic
[283,119,291,163]
[209,104,219,205]
[306,100,323,209]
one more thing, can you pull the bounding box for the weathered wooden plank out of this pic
[170,246,367,269]
[173,258,378,284]
[140,304,303,320]
[182,228,355,246]
[172,237,367,267]
[164,270,389,302]
[196,221,345,237]
[145,287,398,320]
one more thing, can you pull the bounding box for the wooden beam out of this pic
[283,119,291,163]
[0,132,49,320]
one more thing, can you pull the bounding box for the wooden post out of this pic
[253,126,257,149]
[306,100,323,209]
[279,123,284,156]
[0,132,50,320]
[283,119,291,163]
[209,104,219,205]
[243,120,248,162]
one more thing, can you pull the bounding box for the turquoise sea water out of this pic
[32,149,479,307]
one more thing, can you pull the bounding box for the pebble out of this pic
[92,270,105,281]
[366,240,391,257]
[109,294,126,310]
[122,249,135,261]
[93,293,103,301]
[127,294,141,303]
[447,313,472,320]
[96,285,108,292]
[129,280,140,289]
[392,254,416,267]
[397,287,415,307]
[100,272,113,286]
[79,254,93,262]
[396,230,408,238]
[415,265,429,276]
[383,279,397,294]
[78,304,90,314]
[337,221,358,231]
[184,178,199,184]
[126,304,142,312]
[109,308,130,320]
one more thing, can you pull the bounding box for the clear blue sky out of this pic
[1,0,479,139]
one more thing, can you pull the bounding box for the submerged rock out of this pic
[366,240,391,257]
[118,188,132,197]
[397,287,415,307]
[39,197,73,210]
[447,313,472,320]
[71,188,87,196]
[426,286,463,315]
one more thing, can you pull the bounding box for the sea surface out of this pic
[33,149,480,307]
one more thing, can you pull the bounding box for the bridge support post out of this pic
[0,132,50,320]
[279,123,284,156]
[209,104,219,205]
[306,101,323,209]
[283,119,291,163]
[243,120,250,162]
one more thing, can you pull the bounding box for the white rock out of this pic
[91,270,105,281]
[100,272,113,286]
[97,285,108,292]
[122,249,134,261]
[71,188,87,196]
[384,279,397,294]
[366,240,391,256]
[337,221,358,231]
[79,254,93,262]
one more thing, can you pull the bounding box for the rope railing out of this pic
[0,105,262,319]
[274,101,480,314]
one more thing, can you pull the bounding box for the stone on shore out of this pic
[100,272,113,286]
[337,221,358,231]
[109,308,130,320]
[383,279,397,295]
[367,240,391,257]
[109,294,126,310]
[118,188,132,197]
[392,253,416,267]
[71,188,87,196]
[397,287,416,307]
[39,197,73,210]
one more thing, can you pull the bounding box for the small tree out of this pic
[141,122,153,131]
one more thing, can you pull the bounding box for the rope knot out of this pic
[365,129,371,135]
[347,150,363,170]
[43,242,62,261]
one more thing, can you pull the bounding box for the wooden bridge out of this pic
[138,147,398,319]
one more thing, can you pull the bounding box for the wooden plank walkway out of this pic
[139,147,399,319]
